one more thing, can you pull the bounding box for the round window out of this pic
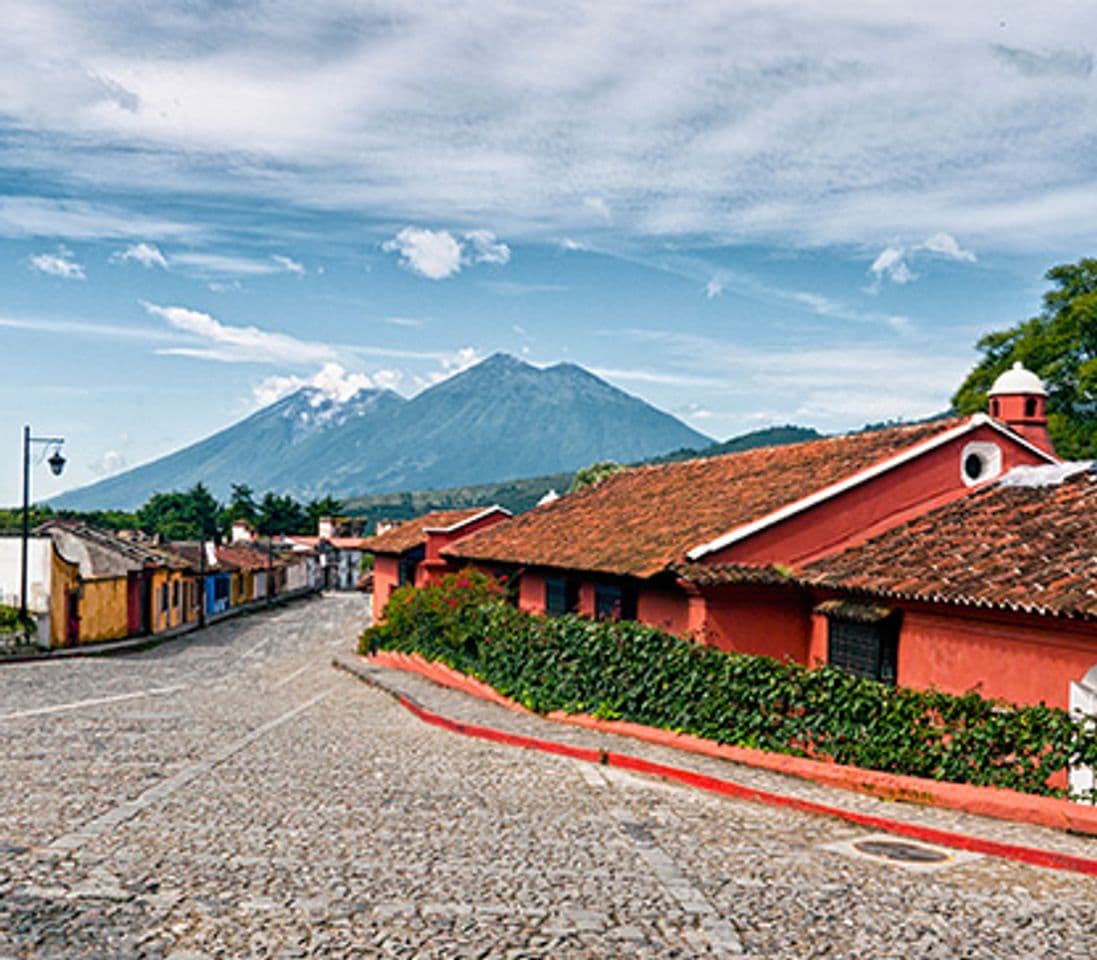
[960,441,1002,487]
[963,452,984,481]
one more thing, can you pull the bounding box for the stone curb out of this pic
[333,650,1097,877]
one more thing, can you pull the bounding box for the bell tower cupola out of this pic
[987,361,1053,454]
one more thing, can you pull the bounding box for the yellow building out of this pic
[41,522,195,647]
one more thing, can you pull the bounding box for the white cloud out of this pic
[867,246,915,290]
[382,227,510,279]
[705,274,725,299]
[383,227,464,280]
[88,449,127,476]
[384,315,423,328]
[144,302,337,366]
[918,232,976,262]
[252,362,385,407]
[868,232,975,290]
[464,230,510,265]
[115,242,168,268]
[29,248,85,279]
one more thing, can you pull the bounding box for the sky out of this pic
[3,1,1097,506]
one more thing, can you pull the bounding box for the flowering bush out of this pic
[359,574,1097,799]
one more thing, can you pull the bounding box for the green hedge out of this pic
[361,571,1097,800]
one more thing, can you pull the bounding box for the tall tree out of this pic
[305,495,344,533]
[137,484,222,541]
[256,492,308,535]
[953,258,1097,459]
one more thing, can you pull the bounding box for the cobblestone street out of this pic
[1,594,1095,958]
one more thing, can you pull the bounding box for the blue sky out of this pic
[3,1,1097,505]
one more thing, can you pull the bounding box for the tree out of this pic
[305,495,344,533]
[136,484,221,541]
[569,460,625,492]
[953,258,1097,459]
[256,492,308,536]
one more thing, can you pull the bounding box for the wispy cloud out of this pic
[483,280,566,296]
[169,252,308,277]
[88,449,127,477]
[29,247,85,279]
[3,7,1097,251]
[0,196,195,240]
[145,302,337,366]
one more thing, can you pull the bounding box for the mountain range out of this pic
[53,354,713,510]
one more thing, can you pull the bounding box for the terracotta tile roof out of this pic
[166,541,240,573]
[216,544,283,571]
[38,520,191,574]
[670,561,795,587]
[361,507,503,555]
[801,466,1097,620]
[446,420,960,578]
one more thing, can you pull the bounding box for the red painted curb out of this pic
[389,686,1097,877]
[366,650,1097,838]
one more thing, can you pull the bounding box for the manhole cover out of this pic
[820,832,980,872]
[853,839,950,864]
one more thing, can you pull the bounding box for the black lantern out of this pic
[48,448,66,477]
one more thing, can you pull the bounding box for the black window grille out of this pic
[545,577,579,617]
[827,617,898,685]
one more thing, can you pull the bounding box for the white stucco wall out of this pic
[0,536,52,613]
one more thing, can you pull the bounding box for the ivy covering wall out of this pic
[361,571,1097,800]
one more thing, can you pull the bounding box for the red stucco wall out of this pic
[371,555,401,622]
[636,587,690,635]
[895,607,1097,709]
[699,584,812,661]
[707,424,1049,567]
[518,570,546,615]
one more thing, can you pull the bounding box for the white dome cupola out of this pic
[989,361,1046,398]
[986,361,1053,454]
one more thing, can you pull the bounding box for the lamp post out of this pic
[20,425,65,624]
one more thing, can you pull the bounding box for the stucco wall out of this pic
[636,586,690,635]
[78,577,130,643]
[895,607,1097,710]
[699,584,812,661]
[372,555,401,622]
[0,536,52,613]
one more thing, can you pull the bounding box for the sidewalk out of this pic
[334,651,1097,875]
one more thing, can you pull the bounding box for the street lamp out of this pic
[20,425,65,624]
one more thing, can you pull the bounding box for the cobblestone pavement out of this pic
[1,595,1094,959]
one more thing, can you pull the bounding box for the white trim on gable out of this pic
[424,505,512,534]
[685,415,1058,562]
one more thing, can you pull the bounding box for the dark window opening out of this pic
[963,452,984,482]
[172,580,179,608]
[827,617,899,685]
[545,576,579,617]
[1024,396,1037,418]
[990,398,1000,417]
[397,546,424,588]
[160,583,169,613]
[594,582,637,621]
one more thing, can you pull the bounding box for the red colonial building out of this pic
[365,365,1096,713]
[428,365,1095,713]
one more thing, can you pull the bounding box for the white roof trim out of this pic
[424,505,511,534]
[685,415,1058,561]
